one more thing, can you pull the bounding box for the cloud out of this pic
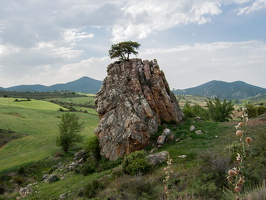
[1,56,110,87]
[61,29,94,45]
[0,0,266,89]
[141,40,266,89]
[236,0,266,15]
[111,0,222,42]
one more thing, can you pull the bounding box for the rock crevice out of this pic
[95,58,183,160]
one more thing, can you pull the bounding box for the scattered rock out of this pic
[73,150,86,161]
[59,193,67,200]
[162,128,171,136]
[19,186,33,198]
[157,135,166,145]
[95,59,183,160]
[43,174,59,183]
[168,133,175,142]
[178,155,187,158]
[190,125,196,132]
[194,116,202,122]
[68,162,79,171]
[146,151,169,165]
[195,130,203,135]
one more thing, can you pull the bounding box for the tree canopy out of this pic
[109,41,141,60]
[56,113,84,152]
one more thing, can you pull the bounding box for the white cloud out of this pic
[52,47,84,59]
[233,0,251,4]
[236,0,266,15]
[111,0,222,42]
[62,29,94,45]
[141,40,266,89]
[1,44,20,55]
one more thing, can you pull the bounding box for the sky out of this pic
[0,0,266,89]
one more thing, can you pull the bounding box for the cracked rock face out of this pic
[95,58,183,161]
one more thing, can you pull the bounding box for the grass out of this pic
[27,171,110,199]
[0,97,98,173]
[1,95,265,199]
[177,95,208,108]
[46,96,96,106]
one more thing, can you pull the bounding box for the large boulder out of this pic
[146,151,169,165]
[95,59,183,160]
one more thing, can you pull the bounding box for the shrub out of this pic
[182,102,210,120]
[76,159,98,175]
[122,150,152,175]
[192,103,210,120]
[0,186,5,194]
[117,175,158,200]
[97,158,122,172]
[189,150,231,199]
[182,102,194,118]
[84,136,101,161]
[206,97,234,122]
[245,104,258,118]
[13,176,23,185]
[257,105,266,116]
[78,180,104,198]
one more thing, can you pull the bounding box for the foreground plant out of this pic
[162,154,173,200]
[227,107,253,199]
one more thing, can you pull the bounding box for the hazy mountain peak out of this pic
[174,80,266,100]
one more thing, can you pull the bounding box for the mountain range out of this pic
[0,76,102,94]
[1,78,266,100]
[173,80,266,100]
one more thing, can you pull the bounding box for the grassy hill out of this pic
[0,97,98,173]
[0,95,266,199]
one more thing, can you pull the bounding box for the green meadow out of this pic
[0,97,98,173]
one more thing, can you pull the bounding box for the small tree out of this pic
[56,113,84,152]
[206,97,234,122]
[109,41,141,60]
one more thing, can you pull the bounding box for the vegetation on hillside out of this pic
[0,91,87,100]
[0,94,266,199]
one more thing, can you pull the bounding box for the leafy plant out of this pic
[56,113,84,152]
[206,97,234,122]
[245,104,258,118]
[182,102,209,120]
[122,150,152,175]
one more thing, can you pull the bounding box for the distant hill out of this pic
[0,76,102,94]
[173,80,266,100]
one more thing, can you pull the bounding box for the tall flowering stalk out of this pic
[227,107,252,198]
[162,154,173,200]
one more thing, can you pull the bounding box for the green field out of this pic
[48,96,96,105]
[0,97,98,173]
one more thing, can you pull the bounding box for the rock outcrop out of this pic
[95,58,183,160]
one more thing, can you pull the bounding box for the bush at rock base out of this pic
[122,150,152,175]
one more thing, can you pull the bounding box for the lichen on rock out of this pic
[95,58,183,160]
